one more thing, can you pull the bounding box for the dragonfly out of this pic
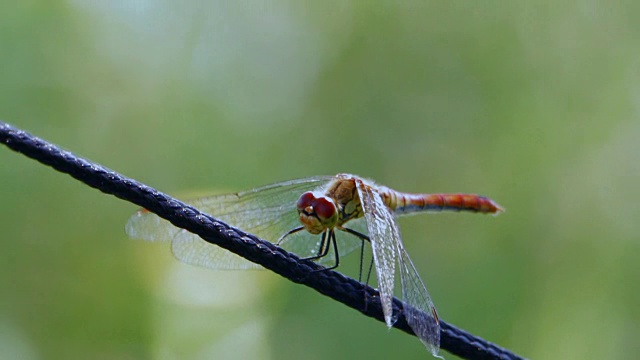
[126,173,503,357]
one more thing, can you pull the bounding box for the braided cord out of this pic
[0,121,525,360]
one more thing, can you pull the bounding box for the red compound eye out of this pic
[313,197,336,220]
[297,192,316,211]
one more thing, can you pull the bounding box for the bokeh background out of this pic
[2,1,639,359]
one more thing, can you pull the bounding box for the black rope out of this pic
[0,121,525,360]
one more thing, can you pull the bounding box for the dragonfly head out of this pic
[296,191,339,234]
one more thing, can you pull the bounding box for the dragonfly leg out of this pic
[322,230,340,271]
[364,255,374,285]
[316,231,329,257]
[301,230,332,261]
[355,239,375,284]
[339,227,370,242]
[302,230,341,271]
[276,226,304,245]
[338,227,371,282]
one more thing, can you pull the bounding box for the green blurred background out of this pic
[1,1,639,359]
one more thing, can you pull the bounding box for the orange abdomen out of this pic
[388,192,504,215]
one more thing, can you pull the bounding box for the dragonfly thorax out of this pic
[323,176,364,224]
[296,191,339,234]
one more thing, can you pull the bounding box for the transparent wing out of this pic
[355,179,399,327]
[170,228,262,270]
[356,179,440,356]
[398,243,440,357]
[126,176,363,270]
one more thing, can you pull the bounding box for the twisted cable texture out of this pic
[0,121,525,360]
